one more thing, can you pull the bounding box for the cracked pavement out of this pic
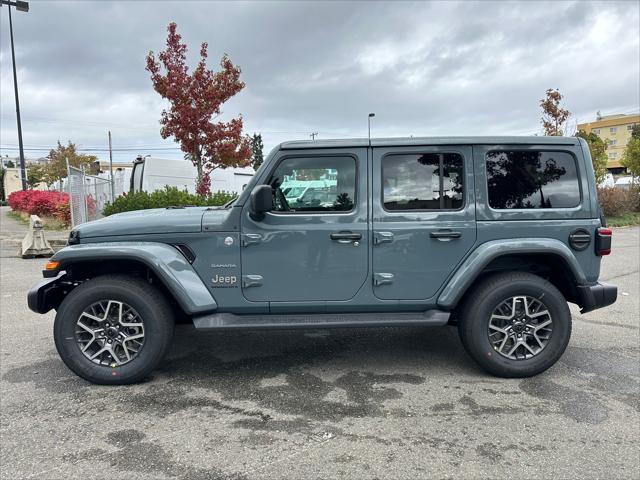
[0,227,638,479]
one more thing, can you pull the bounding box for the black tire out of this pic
[458,272,571,378]
[54,275,174,385]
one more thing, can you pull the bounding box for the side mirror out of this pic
[249,184,273,221]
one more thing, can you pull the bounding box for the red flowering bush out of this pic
[7,189,71,225]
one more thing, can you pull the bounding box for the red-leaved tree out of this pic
[146,23,251,195]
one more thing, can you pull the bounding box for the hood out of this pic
[75,207,210,238]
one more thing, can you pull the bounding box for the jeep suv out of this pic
[28,137,617,384]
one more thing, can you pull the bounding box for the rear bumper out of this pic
[27,273,68,314]
[577,282,617,313]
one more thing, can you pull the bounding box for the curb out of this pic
[1,238,67,246]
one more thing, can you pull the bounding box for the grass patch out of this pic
[606,212,640,227]
[7,210,28,225]
[8,210,69,230]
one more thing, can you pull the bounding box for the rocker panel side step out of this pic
[192,310,450,331]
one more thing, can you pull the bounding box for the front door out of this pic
[372,145,476,300]
[240,149,369,304]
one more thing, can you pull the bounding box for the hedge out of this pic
[102,186,236,216]
[598,187,640,217]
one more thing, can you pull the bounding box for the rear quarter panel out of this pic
[472,143,601,283]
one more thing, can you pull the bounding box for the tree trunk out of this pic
[194,149,203,181]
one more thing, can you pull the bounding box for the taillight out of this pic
[596,227,612,256]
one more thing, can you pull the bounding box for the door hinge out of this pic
[374,231,394,245]
[241,233,262,247]
[242,275,263,288]
[373,272,394,286]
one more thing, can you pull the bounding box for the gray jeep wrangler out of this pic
[28,136,617,384]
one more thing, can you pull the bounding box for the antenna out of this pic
[310,132,318,140]
[368,113,375,146]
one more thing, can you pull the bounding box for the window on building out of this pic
[629,124,638,131]
[382,153,464,210]
[268,156,356,212]
[609,152,617,159]
[593,128,600,135]
[486,151,580,209]
[609,139,617,146]
[610,127,617,134]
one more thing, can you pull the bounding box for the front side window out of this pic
[610,127,617,134]
[486,150,580,209]
[382,153,464,210]
[268,156,355,212]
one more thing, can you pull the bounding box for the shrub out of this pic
[7,189,71,224]
[598,187,640,217]
[102,186,236,216]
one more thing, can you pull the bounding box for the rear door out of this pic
[372,145,476,300]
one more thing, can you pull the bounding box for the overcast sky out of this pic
[1,0,639,164]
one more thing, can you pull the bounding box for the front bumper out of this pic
[577,282,617,313]
[27,273,68,314]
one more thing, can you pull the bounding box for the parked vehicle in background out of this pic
[599,172,615,188]
[29,136,617,385]
[614,176,635,190]
[130,156,254,194]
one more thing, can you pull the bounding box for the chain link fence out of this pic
[67,163,115,227]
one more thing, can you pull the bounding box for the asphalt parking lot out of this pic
[1,227,638,479]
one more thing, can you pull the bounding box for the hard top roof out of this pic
[279,136,580,150]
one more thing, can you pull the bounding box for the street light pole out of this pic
[2,0,29,190]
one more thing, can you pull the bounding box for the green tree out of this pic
[26,164,46,189]
[576,130,608,184]
[43,141,97,186]
[6,160,15,168]
[0,167,6,201]
[251,133,264,170]
[621,124,640,182]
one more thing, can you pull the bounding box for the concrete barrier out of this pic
[21,215,54,258]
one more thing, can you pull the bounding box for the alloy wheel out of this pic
[75,300,145,367]
[488,296,553,360]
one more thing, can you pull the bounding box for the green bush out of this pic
[103,186,236,216]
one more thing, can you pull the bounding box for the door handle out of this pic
[430,230,462,239]
[330,232,362,242]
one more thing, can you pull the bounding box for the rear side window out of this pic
[382,153,464,210]
[486,150,580,209]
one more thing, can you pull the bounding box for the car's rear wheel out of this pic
[458,272,571,377]
[54,275,174,385]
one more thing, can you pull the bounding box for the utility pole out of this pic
[2,0,30,190]
[310,132,318,140]
[108,131,115,202]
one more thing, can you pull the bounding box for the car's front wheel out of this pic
[54,275,174,385]
[458,272,571,377]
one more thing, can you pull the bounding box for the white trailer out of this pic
[130,157,254,194]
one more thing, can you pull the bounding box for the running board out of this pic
[192,310,450,331]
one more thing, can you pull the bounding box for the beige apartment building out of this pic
[577,113,639,171]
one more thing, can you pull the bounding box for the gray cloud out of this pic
[1,0,638,163]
